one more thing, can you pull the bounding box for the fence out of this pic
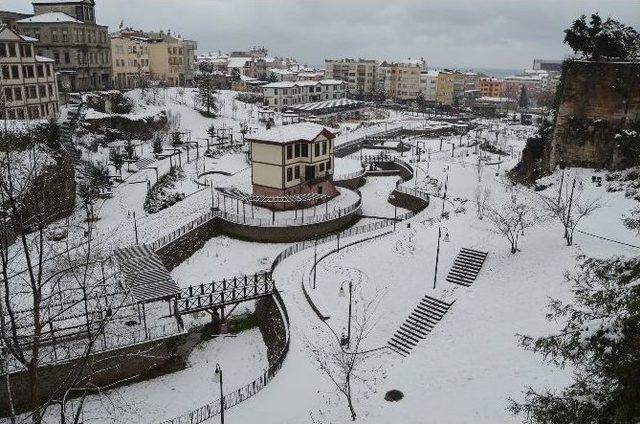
[335,126,403,156]
[158,291,290,424]
[4,321,183,374]
[149,194,363,251]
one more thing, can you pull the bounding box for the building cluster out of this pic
[322,57,561,110]
[0,0,198,120]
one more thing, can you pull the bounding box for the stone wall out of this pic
[550,61,640,170]
[157,218,220,271]
[0,334,186,416]
[254,295,287,366]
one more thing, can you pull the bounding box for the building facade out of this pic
[249,122,338,209]
[420,70,438,101]
[16,0,111,92]
[436,70,465,106]
[479,77,502,97]
[262,80,346,111]
[324,58,378,97]
[386,61,422,101]
[110,30,149,89]
[0,26,59,120]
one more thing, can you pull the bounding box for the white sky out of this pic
[4,0,639,69]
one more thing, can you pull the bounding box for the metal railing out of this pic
[158,291,290,424]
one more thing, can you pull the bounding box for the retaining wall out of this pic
[0,334,186,417]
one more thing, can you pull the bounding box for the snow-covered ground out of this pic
[7,88,639,424]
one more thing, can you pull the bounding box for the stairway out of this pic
[445,248,488,287]
[387,296,454,357]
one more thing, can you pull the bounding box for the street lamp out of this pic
[338,281,353,349]
[212,363,224,424]
[389,194,398,231]
[127,210,139,245]
[441,166,450,217]
[432,226,450,291]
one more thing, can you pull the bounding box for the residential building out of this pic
[248,122,338,209]
[324,58,378,97]
[182,39,197,86]
[420,70,438,101]
[0,25,59,120]
[386,60,422,101]
[436,70,465,106]
[262,79,346,111]
[110,29,149,89]
[479,77,502,97]
[146,31,186,86]
[501,72,547,100]
[16,0,111,92]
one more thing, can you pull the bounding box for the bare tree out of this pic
[486,185,543,254]
[539,175,601,246]
[308,296,384,421]
[473,185,492,220]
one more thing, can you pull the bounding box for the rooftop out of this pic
[248,122,335,144]
[17,11,81,24]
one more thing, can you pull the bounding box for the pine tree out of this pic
[196,74,218,117]
[152,134,163,154]
[518,86,530,109]
[509,255,640,422]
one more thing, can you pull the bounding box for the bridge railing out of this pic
[177,280,276,314]
[180,272,272,299]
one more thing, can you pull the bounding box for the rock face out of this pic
[549,61,640,170]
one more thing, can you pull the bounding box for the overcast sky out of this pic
[4,0,639,69]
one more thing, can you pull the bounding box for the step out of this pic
[414,303,446,320]
[446,273,474,283]
[395,328,422,343]
[447,276,472,287]
[447,270,477,282]
[454,255,484,266]
[390,335,416,351]
[424,296,452,308]
[409,311,440,327]
[405,316,434,333]
[401,322,430,337]
[460,248,488,258]
[449,265,480,277]
[388,341,409,356]
[421,297,451,312]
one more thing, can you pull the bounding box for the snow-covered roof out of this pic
[262,81,297,88]
[319,79,344,85]
[35,55,54,63]
[227,57,252,68]
[288,98,362,112]
[248,122,335,144]
[17,12,81,24]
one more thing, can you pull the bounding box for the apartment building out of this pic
[146,31,186,86]
[479,77,502,97]
[262,79,345,111]
[0,26,59,120]
[386,60,422,101]
[16,0,111,92]
[110,30,149,89]
[435,70,465,105]
[324,58,378,97]
[420,70,439,101]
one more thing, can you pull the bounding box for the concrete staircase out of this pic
[387,296,454,357]
[445,248,488,287]
[60,93,84,158]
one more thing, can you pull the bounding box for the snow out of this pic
[7,86,640,424]
[16,12,80,23]
[248,122,333,144]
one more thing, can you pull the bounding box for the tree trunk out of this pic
[346,376,356,421]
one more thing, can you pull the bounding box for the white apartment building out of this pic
[324,58,378,96]
[0,25,59,120]
[420,70,438,101]
[262,79,345,111]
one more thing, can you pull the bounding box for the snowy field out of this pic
[7,87,639,424]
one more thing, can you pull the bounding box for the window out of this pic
[326,160,332,170]
[10,65,19,79]
[4,88,13,102]
[39,85,47,97]
[322,141,327,155]
[314,143,320,157]
[294,166,300,179]
[319,162,325,172]
[26,86,37,99]
[37,65,44,78]
[14,87,22,100]
[64,52,70,64]
[286,145,293,160]
[286,167,293,182]
[1,66,9,80]
[0,44,6,57]
[294,143,301,158]
[8,43,16,57]
[23,66,34,79]
[54,52,60,64]
[301,144,308,157]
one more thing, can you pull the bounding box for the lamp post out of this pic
[127,210,139,245]
[313,237,318,289]
[338,281,353,349]
[441,166,450,216]
[213,363,224,424]
[389,194,398,231]
[432,226,450,290]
